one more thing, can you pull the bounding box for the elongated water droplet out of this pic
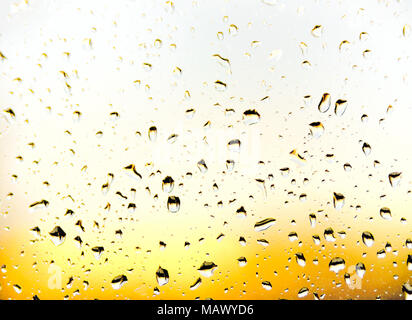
[318,93,331,113]
[124,164,142,180]
[237,257,247,267]
[148,126,157,141]
[156,267,169,286]
[362,143,371,156]
[311,25,323,37]
[388,172,401,187]
[49,226,66,246]
[167,196,180,213]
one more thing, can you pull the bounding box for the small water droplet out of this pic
[318,93,331,113]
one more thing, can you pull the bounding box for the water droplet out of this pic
[111,275,127,289]
[388,172,401,187]
[298,287,309,298]
[329,257,345,273]
[162,176,174,193]
[198,261,217,277]
[227,139,241,152]
[156,267,169,286]
[318,93,331,113]
[295,252,306,267]
[362,231,374,247]
[362,143,371,156]
[148,126,157,141]
[311,25,323,37]
[254,218,276,232]
[309,122,324,138]
[261,281,272,290]
[380,207,392,220]
[237,257,247,267]
[154,38,162,48]
[333,192,345,210]
[29,199,49,211]
[167,196,180,213]
[13,284,22,294]
[49,226,66,246]
[214,80,227,91]
[243,109,261,125]
[197,159,208,173]
[356,263,366,279]
[226,160,235,171]
[339,40,350,51]
[124,164,142,180]
[228,24,238,36]
[324,227,336,242]
[190,278,202,290]
[402,283,412,300]
[334,99,347,116]
[167,133,178,144]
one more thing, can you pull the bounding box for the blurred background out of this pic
[0,0,411,299]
